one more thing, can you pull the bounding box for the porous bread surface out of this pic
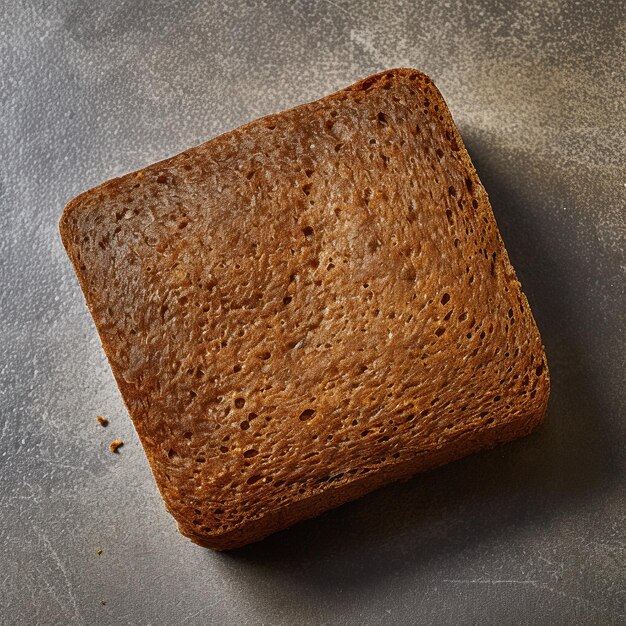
[60,69,549,550]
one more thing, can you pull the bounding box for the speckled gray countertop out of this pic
[1,1,624,624]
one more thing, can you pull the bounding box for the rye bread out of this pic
[60,68,550,550]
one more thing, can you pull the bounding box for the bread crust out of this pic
[60,69,549,550]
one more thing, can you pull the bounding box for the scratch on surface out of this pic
[322,0,351,17]
[442,579,625,619]
[38,455,97,477]
[443,578,539,585]
[179,600,220,625]
[30,566,69,619]
[22,571,43,622]
[36,524,83,624]
[0,411,10,444]
[105,611,138,626]
[538,554,565,581]
[20,480,42,505]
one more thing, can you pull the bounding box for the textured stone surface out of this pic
[0,0,624,623]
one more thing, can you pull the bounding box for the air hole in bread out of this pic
[299,409,316,421]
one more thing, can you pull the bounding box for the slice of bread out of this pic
[60,68,549,550]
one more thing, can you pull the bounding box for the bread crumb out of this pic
[96,415,109,427]
[96,549,102,555]
[109,440,123,453]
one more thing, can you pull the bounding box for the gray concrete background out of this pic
[1,1,624,624]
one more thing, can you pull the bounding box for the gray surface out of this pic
[1,0,624,624]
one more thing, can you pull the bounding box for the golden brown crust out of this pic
[60,68,549,550]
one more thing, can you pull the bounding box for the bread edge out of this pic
[182,399,548,550]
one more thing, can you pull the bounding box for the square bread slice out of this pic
[60,68,549,550]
